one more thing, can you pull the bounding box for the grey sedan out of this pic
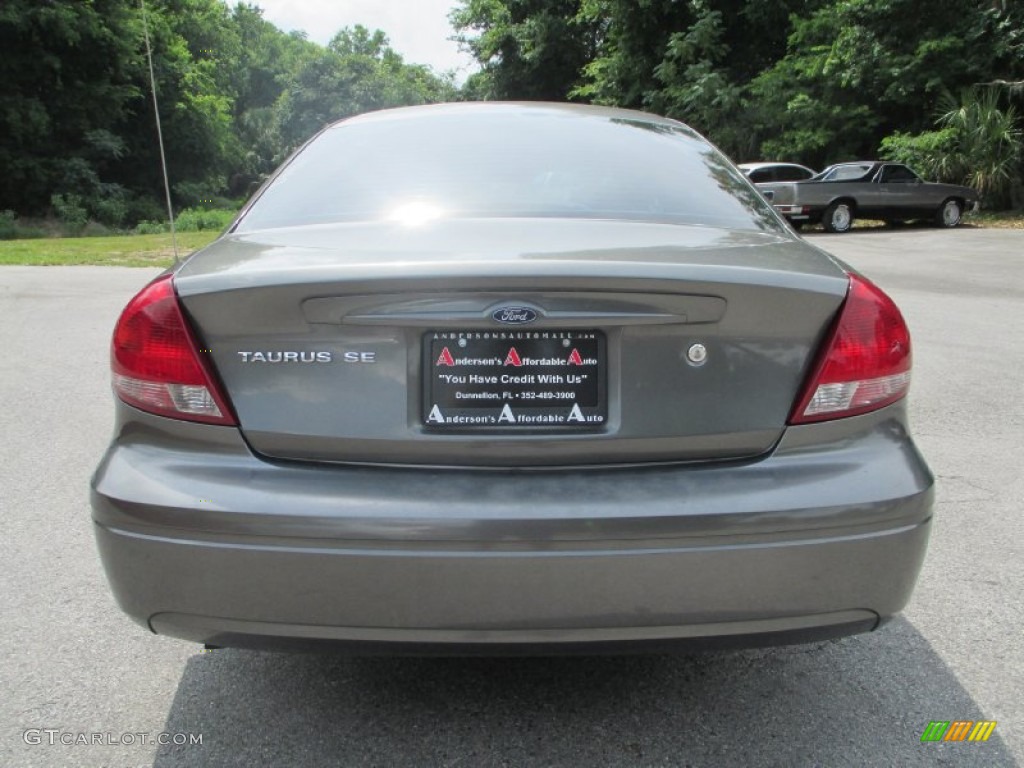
[91,103,932,654]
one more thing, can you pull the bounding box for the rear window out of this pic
[236,107,784,234]
[823,164,874,182]
[776,165,813,181]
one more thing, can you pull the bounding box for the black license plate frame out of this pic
[423,330,606,429]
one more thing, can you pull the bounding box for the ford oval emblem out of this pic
[492,306,537,325]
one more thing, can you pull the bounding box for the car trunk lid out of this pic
[174,218,849,467]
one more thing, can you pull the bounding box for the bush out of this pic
[880,88,1022,209]
[134,220,168,235]
[93,195,129,228]
[879,129,958,180]
[125,195,168,226]
[173,180,226,209]
[174,207,236,232]
[13,224,47,239]
[82,221,113,237]
[51,193,88,232]
[0,210,16,240]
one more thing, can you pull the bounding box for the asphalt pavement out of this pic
[1,226,1021,767]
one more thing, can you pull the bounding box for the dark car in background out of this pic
[763,161,978,232]
[91,103,932,654]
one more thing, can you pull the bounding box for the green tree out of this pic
[272,26,456,155]
[0,0,457,223]
[0,0,141,213]
[125,0,244,206]
[228,6,320,185]
[749,0,1022,167]
[451,0,599,100]
[572,0,830,159]
[882,88,1022,207]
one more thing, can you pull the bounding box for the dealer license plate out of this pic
[424,331,606,428]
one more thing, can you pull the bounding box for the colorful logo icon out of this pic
[921,721,997,743]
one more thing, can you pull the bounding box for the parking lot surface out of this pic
[1,227,1021,767]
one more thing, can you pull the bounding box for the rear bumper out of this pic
[775,205,821,225]
[96,525,923,653]
[91,403,933,653]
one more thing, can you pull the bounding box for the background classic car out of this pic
[762,161,979,232]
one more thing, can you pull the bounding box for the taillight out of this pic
[111,275,236,425]
[789,274,911,424]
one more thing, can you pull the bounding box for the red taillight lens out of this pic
[789,274,911,424]
[111,275,236,425]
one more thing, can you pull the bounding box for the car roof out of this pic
[331,101,695,133]
[822,161,883,171]
[738,162,812,170]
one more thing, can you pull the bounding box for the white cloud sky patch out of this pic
[252,0,478,79]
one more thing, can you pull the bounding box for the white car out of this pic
[739,162,817,183]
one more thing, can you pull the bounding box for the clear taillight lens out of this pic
[790,274,911,424]
[111,275,236,425]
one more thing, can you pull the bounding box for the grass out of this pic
[0,231,220,267]
[841,210,1024,231]
[970,211,1024,229]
